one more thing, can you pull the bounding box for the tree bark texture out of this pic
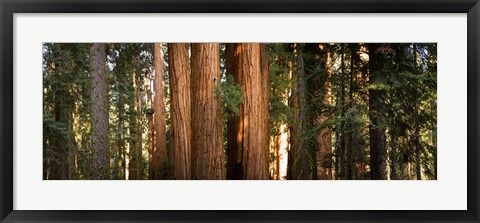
[288,44,311,180]
[168,43,192,180]
[90,43,109,180]
[226,43,270,180]
[153,43,167,179]
[191,43,226,180]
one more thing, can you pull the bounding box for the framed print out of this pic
[1,0,479,222]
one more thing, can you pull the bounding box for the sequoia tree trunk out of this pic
[191,43,226,180]
[168,43,192,180]
[153,43,167,179]
[226,43,269,180]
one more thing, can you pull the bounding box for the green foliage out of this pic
[215,75,243,120]
[268,44,294,134]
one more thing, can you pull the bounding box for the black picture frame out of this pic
[1,0,479,222]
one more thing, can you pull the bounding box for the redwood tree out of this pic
[168,43,192,180]
[191,43,225,180]
[153,43,167,179]
[226,43,269,180]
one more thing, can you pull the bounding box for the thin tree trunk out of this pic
[168,43,192,180]
[145,51,154,179]
[191,43,225,180]
[316,45,333,180]
[273,129,280,180]
[288,44,311,180]
[367,43,387,180]
[128,97,137,180]
[90,43,109,180]
[116,102,125,180]
[276,124,289,180]
[339,44,347,180]
[389,130,397,180]
[153,43,167,179]
[413,43,422,180]
[134,56,144,180]
[287,45,299,180]
[346,44,356,180]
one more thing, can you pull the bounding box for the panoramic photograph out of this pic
[43,43,437,180]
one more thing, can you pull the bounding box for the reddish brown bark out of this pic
[316,47,333,180]
[226,43,269,180]
[191,43,225,180]
[153,43,167,179]
[168,43,192,180]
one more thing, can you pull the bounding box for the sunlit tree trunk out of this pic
[316,45,333,180]
[191,43,225,180]
[260,44,271,171]
[287,52,299,180]
[274,124,289,180]
[145,50,155,180]
[226,43,269,180]
[367,43,387,180]
[168,43,192,180]
[153,43,167,179]
[90,43,109,180]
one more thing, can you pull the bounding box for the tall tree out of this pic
[412,44,423,180]
[191,43,225,180]
[90,43,109,179]
[345,43,357,180]
[168,43,192,180]
[367,43,387,180]
[153,43,167,179]
[43,44,82,180]
[260,44,271,170]
[316,44,333,180]
[134,54,144,180]
[226,43,269,180]
[145,50,155,180]
[288,44,313,180]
